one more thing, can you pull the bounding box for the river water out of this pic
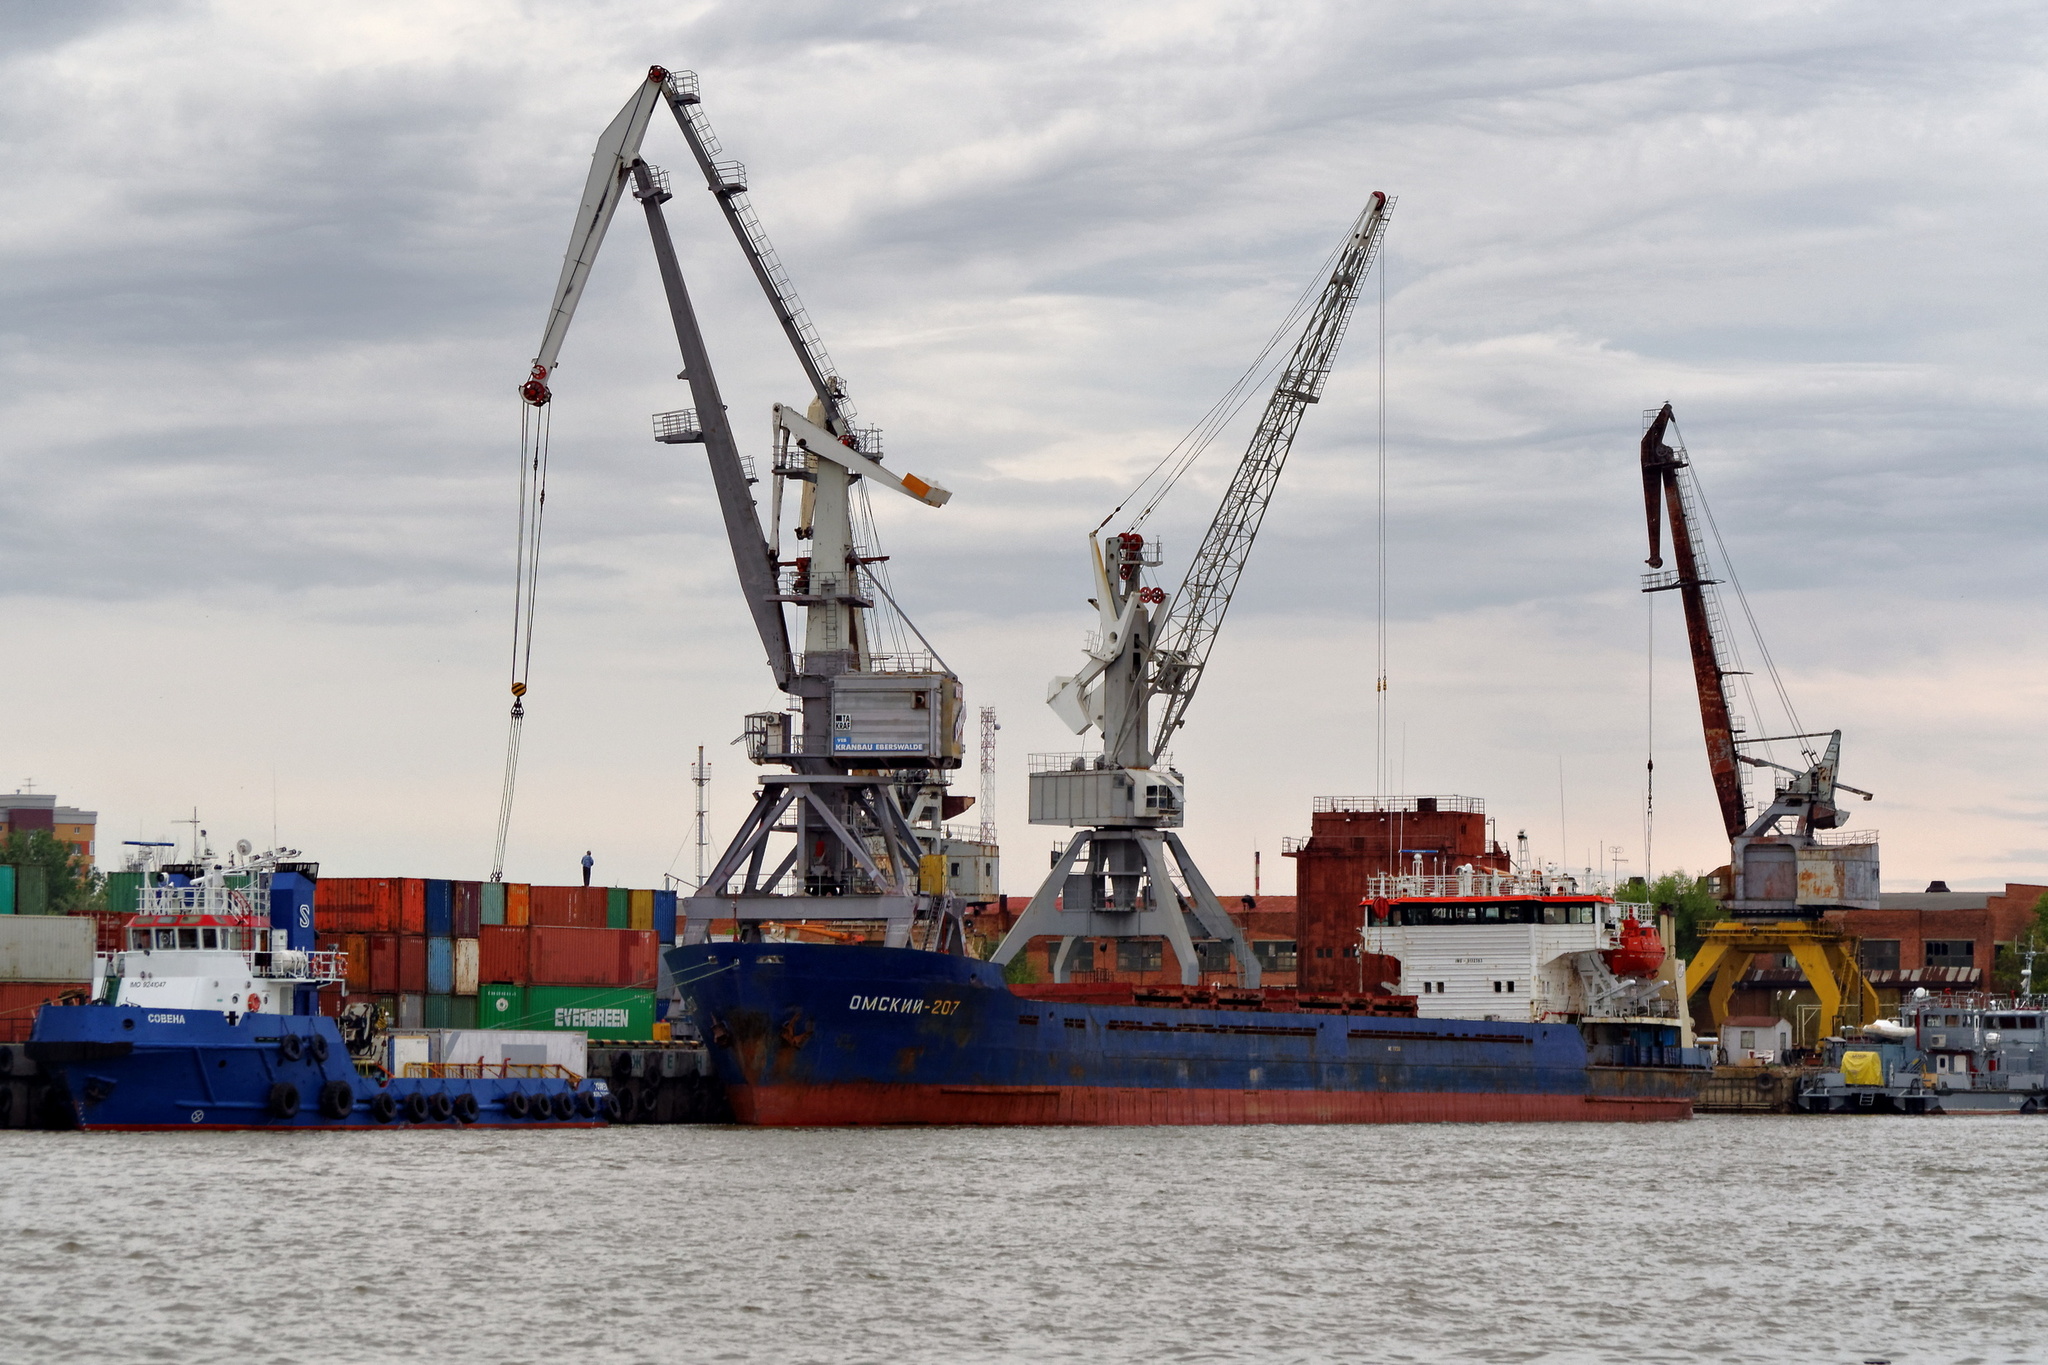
[3,1116,2043,1364]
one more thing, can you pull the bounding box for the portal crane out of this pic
[1638,403,1881,1036]
[515,67,972,950]
[996,194,1393,985]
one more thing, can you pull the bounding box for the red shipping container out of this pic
[368,934,399,994]
[574,887,610,928]
[314,878,401,934]
[528,886,580,927]
[619,929,658,988]
[342,933,369,991]
[478,925,530,986]
[399,936,428,994]
[399,880,427,936]
[452,881,482,938]
[0,981,84,1043]
[529,925,630,986]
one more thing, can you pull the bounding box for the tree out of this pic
[1645,870,1723,961]
[1996,892,2048,993]
[0,829,103,913]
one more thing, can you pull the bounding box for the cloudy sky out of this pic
[4,0,2045,895]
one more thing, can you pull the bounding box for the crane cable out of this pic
[491,396,553,881]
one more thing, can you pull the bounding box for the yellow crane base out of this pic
[1685,919,1882,1042]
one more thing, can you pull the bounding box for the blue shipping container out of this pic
[427,936,455,995]
[654,890,677,944]
[424,879,453,937]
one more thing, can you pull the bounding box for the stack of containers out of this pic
[0,917,93,1042]
[315,877,673,1039]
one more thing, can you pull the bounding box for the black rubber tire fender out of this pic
[278,1033,304,1063]
[638,1085,660,1117]
[613,1082,639,1122]
[603,1092,624,1122]
[428,1092,454,1122]
[551,1090,578,1121]
[268,1082,301,1120]
[308,1033,330,1064]
[506,1090,532,1119]
[370,1091,398,1123]
[402,1091,431,1124]
[452,1092,480,1124]
[318,1079,355,1120]
[2022,1098,2040,1116]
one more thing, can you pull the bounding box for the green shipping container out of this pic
[447,994,478,1030]
[424,994,453,1029]
[14,864,48,916]
[479,983,522,1027]
[520,985,656,1040]
[605,887,629,929]
[104,871,143,916]
[0,865,13,915]
[481,881,506,927]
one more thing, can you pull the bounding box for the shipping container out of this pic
[424,993,453,1029]
[479,982,522,1027]
[399,879,427,936]
[103,871,142,916]
[528,925,621,986]
[368,934,398,994]
[620,929,658,988]
[13,865,49,916]
[0,980,87,1042]
[0,917,94,982]
[478,925,530,986]
[578,887,610,927]
[529,886,580,927]
[446,995,478,1030]
[343,933,370,992]
[425,880,453,937]
[624,888,650,930]
[453,937,479,996]
[436,1027,584,1072]
[397,993,425,1029]
[0,864,13,915]
[654,890,677,944]
[505,883,530,927]
[399,937,428,994]
[481,880,506,926]
[519,985,657,1040]
[453,881,482,937]
[314,878,402,934]
[427,936,454,995]
[70,910,126,953]
[607,887,631,929]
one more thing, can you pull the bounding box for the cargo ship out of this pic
[27,851,609,1130]
[666,876,1709,1126]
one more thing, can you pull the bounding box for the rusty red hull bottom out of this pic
[730,1082,1692,1127]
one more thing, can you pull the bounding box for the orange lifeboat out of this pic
[1603,915,1666,979]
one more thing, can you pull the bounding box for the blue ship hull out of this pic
[28,1004,607,1130]
[667,942,1705,1126]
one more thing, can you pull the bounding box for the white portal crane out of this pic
[995,193,1392,985]
[504,67,972,950]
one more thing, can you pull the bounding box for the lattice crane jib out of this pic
[501,67,971,947]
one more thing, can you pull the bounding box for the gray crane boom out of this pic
[1150,192,1391,748]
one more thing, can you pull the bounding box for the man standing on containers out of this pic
[581,850,594,888]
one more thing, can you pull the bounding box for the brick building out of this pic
[0,792,97,865]
[1827,882,2045,985]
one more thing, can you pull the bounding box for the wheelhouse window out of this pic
[177,928,200,950]
[201,928,219,949]
[155,928,177,950]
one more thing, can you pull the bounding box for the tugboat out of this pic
[28,849,609,1130]
[1797,988,2045,1115]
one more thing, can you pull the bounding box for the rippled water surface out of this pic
[3,1117,2045,1364]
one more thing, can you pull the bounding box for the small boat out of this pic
[28,850,609,1130]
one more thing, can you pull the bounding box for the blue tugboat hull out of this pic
[29,1004,607,1130]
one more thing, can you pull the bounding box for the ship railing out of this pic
[1812,828,1879,847]
[250,950,348,982]
[138,882,270,918]
[398,1062,584,1082]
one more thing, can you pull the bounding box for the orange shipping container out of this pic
[314,878,402,934]
[478,925,530,986]
[0,982,83,1043]
[619,928,658,988]
[505,883,530,926]
[529,925,650,986]
[343,933,370,991]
